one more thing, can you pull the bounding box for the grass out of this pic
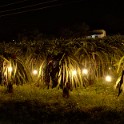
[1,35,124,123]
[0,82,124,124]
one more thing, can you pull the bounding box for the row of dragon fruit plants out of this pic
[0,35,124,92]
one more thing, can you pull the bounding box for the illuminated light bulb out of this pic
[82,68,88,75]
[72,70,77,76]
[8,67,13,72]
[108,67,111,70]
[105,75,112,82]
[32,70,38,75]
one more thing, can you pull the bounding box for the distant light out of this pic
[105,75,112,82]
[108,67,112,70]
[32,70,38,75]
[8,67,13,72]
[92,35,96,38]
[72,70,77,76]
[82,68,88,75]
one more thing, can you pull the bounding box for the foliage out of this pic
[0,35,124,91]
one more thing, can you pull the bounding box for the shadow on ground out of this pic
[0,100,124,124]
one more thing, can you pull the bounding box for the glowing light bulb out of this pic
[72,70,77,76]
[32,70,38,75]
[8,67,13,72]
[105,75,112,82]
[108,67,112,70]
[82,68,88,75]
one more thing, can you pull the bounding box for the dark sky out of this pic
[0,0,124,40]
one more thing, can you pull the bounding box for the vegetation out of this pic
[1,35,124,90]
[0,82,124,124]
[1,35,124,123]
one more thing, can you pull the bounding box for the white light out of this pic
[82,68,88,75]
[8,67,13,72]
[72,70,77,76]
[105,75,112,82]
[108,67,112,70]
[32,70,38,75]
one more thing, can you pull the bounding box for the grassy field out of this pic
[1,35,124,124]
[0,81,124,124]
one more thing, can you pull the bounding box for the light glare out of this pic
[105,75,112,82]
[33,70,38,75]
[82,68,88,75]
[72,70,77,76]
[8,67,13,72]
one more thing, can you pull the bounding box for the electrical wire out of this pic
[0,0,30,8]
[0,4,63,17]
[0,0,59,14]
[0,0,85,18]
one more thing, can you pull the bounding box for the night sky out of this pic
[0,0,124,40]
